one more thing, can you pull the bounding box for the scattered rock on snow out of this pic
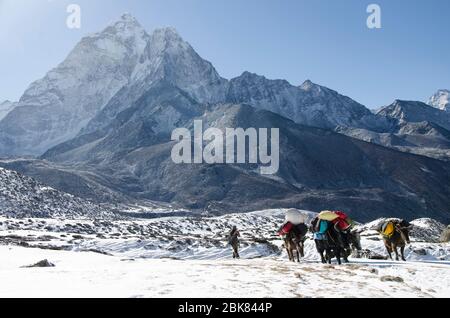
[22,259,55,268]
[413,248,427,256]
[355,249,387,260]
[369,268,379,275]
[380,276,404,283]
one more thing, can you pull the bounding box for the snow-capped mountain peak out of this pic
[107,13,145,33]
[146,26,195,60]
[151,27,184,42]
[120,12,140,23]
[428,89,450,111]
[299,79,314,90]
[0,14,150,156]
[86,13,149,55]
[298,79,332,95]
[299,80,346,98]
[377,99,450,131]
[130,25,228,102]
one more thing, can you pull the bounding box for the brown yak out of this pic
[380,220,412,261]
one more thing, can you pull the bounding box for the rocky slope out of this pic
[0,167,115,219]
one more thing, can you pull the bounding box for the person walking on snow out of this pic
[228,226,241,259]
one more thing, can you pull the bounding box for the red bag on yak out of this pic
[278,222,294,236]
[332,211,351,231]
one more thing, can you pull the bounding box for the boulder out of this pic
[22,259,55,268]
[380,276,404,283]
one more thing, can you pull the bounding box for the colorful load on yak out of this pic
[318,210,353,231]
[318,210,339,221]
[285,209,307,225]
[311,216,330,240]
[279,222,294,235]
[333,211,352,231]
[313,220,329,240]
[381,221,395,238]
[279,209,309,237]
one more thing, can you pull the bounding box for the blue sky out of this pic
[0,0,449,109]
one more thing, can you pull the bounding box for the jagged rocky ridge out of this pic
[338,100,450,161]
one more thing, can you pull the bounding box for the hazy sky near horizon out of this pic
[0,0,449,109]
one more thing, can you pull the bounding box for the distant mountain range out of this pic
[338,100,450,161]
[0,14,449,222]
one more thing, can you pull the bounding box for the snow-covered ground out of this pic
[0,209,449,298]
[0,246,449,298]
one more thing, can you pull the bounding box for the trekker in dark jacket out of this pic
[228,226,241,259]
